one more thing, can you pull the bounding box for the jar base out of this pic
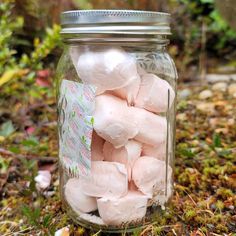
[62,199,166,233]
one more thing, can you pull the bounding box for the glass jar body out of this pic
[56,41,177,233]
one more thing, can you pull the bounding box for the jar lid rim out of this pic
[60,10,171,36]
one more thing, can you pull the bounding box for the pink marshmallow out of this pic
[131,107,167,146]
[135,73,175,113]
[137,65,146,76]
[91,131,105,161]
[76,47,139,94]
[79,161,128,198]
[64,178,97,214]
[103,140,142,180]
[79,213,105,225]
[94,94,138,148]
[97,191,148,225]
[111,75,141,105]
[132,156,172,197]
[128,180,139,191]
[142,143,166,161]
[142,129,173,161]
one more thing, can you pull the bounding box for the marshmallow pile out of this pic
[65,47,175,226]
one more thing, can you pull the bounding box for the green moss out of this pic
[216,224,228,233]
[75,227,85,235]
[153,226,162,235]
[215,200,225,211]
[184,209,197,221]
[194,215,206,224]
[216,187,234,199]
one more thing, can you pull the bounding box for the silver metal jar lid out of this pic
[60,10,171,36]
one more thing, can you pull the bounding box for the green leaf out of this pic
[21,136,39,147]
[0,157,10,174]
[21,205,41,226]
[90,117,94,126]
[213,133,221,148]
[200,0,214,3]
[72,0,93,10]
[9,146,20,154]
[0,69,17,87]
[179,148,195,158]
[42,214,52,227]
[0,120,15,137]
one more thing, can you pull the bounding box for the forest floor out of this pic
[0,81,235,236]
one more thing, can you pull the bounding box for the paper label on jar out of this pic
[58,79,96,177]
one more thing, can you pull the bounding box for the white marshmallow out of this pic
[79,161,128,198]
[76,47,139,94]
[132,156,172,197]
[94,94,138,148]
[34,170,51,190]
[135,73,175,113]
[131,107,167,146]
[103,140,142,180]
[97,191,148,225]
[64,178,97,214]
[91,131,105,161]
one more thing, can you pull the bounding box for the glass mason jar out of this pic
[57,10,178,233]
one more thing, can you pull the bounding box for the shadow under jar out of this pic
[56,10,178,233]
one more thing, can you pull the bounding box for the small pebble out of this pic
[54,179,59,187]
[228,83,236,97]
[199,90,213,100]
[196,102,215,113]
[212,82,227,92]
[228,118,234,125]
[209,118,219,127]
[210,204,216,210]
[215,128,228,134]
[178,89,191,100]
[176,113,187,121]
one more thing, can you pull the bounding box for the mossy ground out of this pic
[0,82,235,236]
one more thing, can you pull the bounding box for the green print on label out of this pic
[90,117,94,126]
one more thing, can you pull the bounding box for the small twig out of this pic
[183,189,197,206]
[0,148,56,162]
[197,209,214,216]
[172,228,178,236]
[41,121,57,127]
[91,229,102,236]
[140,224,153,236]
[140,224,180,236]
[211,233,225,236]
[2,226,33,236]
[199,19,207,84]
[0,221,18,226]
